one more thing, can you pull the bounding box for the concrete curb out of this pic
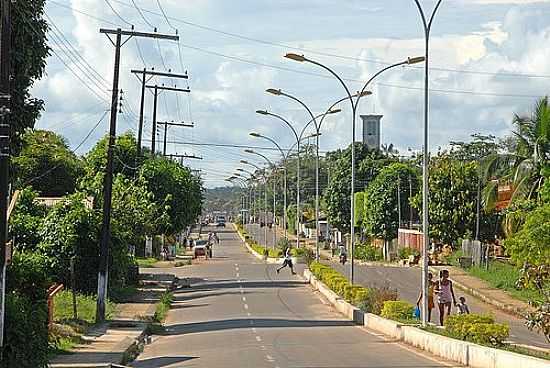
[304,268,549,368]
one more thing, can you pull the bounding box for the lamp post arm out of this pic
[298,112,328,141]
[306,58,355,112]
[266,112,300,144]
[280,92,319,132]
[356,60,408,110]
[257,135,287,161]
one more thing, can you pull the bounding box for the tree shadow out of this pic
[130,355,198,367]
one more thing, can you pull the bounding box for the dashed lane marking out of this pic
[244,304,249,310]
[242,296,246,302]
[266,355,275,362]
[255,336,262,342]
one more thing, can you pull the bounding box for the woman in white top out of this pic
[434,269,456,326]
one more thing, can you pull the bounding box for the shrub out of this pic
[398,247,420,260]
[154,291,174,322]
[2,292,49,368]
[444,314,509,346]
[355,244,383,261]
[381,300,415,321]
[358,284,398,315]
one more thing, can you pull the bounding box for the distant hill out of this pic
[203,186,242,216]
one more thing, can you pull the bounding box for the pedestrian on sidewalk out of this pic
[416,272,435,322]
[456,296,470,314]
[434,269,457,325]
[277,247,296,275]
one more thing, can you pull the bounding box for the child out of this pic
[456,296,470,314]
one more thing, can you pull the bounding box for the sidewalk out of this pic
[49,271,177,368]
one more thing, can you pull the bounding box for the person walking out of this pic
[416,272,435,322]
[434,269,457,325]
[456,296,470,314]
[276,247,296,275]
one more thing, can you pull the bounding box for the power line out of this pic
[109,0,550,80]
[130,0,156,29]
[104,0,134,27]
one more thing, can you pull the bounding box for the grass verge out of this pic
[136,257,158,268]
[153,291,174,323]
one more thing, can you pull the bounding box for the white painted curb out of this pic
[303,268,549,368]
[234,224,300,265]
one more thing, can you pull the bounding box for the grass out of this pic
[465,261,539,303]
[109,286,138,303]
[136,257,158,268]
[53,290,116,325]
[153,291,174,323]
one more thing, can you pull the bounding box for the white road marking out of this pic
[255,336,262,342]
[240,289,244,294]
[247,312,252,317]
[234,263,238,266]
[252,327,257,333]
[242,296,246,302]
[244,304,249,310]
[266,355,274,362]
[260,345,266,350]
[236,272,240,278]
[237,279,241,283]
[236,267,239,271]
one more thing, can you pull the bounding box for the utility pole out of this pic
[146,85,190,155]
[130,69,188,156]
[157,121,193,155]
[0,0,12,353]
[96,28,178,323]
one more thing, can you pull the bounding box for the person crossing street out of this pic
[277,246,296,275]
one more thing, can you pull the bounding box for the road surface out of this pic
[132,225,453,368]
[245,223,548,348]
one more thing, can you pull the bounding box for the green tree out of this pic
[484,97,550,212]
[12,130,82,196]
[10,0,50,153]
[324,144,395,232]
[412,154,497,245]
[363,163,419,241]
[139,157,203,235]
[8,187,48,251]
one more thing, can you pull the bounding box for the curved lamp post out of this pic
[240,161,269,250]
[245,149,279,249]
[414,0,443,327]
[284,52,425,283]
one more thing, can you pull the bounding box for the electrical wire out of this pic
[104,0,134,28]
[130,0,156,29]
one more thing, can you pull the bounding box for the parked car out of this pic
[193,239,209,258]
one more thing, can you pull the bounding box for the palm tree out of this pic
[483,97,550,233]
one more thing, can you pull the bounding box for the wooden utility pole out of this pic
[145,85,190,155]
[96,28,178,323]
[130,69,188,156]
[0,0,12,352]
[157,121,194,155]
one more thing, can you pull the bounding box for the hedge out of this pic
[444,314,509,346]
[381,300,415,321]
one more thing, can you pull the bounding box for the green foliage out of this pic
[53,290,115,325]
[308,262,377,310]
[154,291,174,322]
[354,192,365,227]
[7,251,50,302]
[412,154,495,245]
[12,130,82,196]
[324,144,393,232]
[2,292,49,368]
[398,247,420,260]
[363,162,419,240]
[504,203,550,267]
[10,0,50,153]
[135,257,158,268]
[380,300,415,321]
[354,244,383,261]
[444,314,509,346]
[37,192,101,293]
[139,157,203,235]
[516,264,550,343]
[358,284,399,315]
[8,187,48,250]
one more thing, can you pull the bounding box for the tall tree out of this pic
[484,97,550,210]
[12,130,82,196]
[11,0,50,153]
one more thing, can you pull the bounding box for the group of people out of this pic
[417,269,470,325]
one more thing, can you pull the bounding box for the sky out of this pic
[34,0,550,187]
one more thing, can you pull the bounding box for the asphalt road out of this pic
[131,225,453,368]
[245,223,548,348]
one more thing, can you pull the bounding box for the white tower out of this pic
[361,114,383,150]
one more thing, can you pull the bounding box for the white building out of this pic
[361,114,383,150]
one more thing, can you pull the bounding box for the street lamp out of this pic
[264,90,341,261]
[413,0,443,327]
[245,149,279,249]
[255,110,301,250]
[284,52,424,283]
[241,161,269,251]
